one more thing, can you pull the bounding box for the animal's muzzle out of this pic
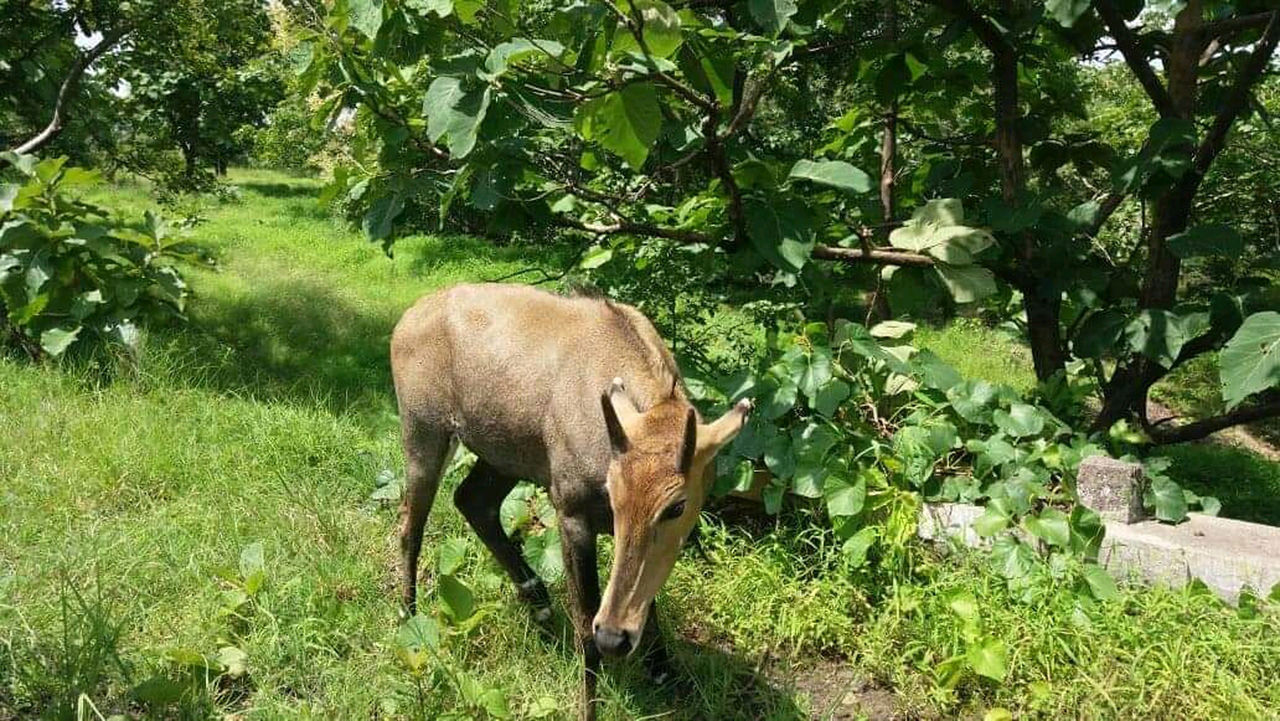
[593,624,634,657]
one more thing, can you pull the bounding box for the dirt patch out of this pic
[773,660,903,721]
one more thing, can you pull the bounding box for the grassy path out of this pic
[2,170,1278,720]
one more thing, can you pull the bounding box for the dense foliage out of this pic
[0,153,193,358]
[300,0,1279,445]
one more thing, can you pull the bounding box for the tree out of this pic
[303,0,1280,443]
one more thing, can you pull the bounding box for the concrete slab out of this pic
[918,503,1280,603]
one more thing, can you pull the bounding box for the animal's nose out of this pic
[593,625,633,657]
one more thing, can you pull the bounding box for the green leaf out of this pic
[1219,312,1280,408]
[39,326,81,356]
[1198,495,1221,516]
[395,614,440,671]
[1167,224,1243,259]
[812,378,851,417]
[217,646,248,678]
[787,159,872,194]
[239,542,266,595]
[1124,309,1190,369]
[992,403,1045,438]
[869,320,916,339]
[1146,476,1188,523]
[574,83,661,170]
[132,676,185,705]
[409,0,453,18]
[486,38,566,77]
[841,527,877,566]
[824,470,867,517]
[1047,0,1091,26]
[439,574,475,621]
[1083,564,1120,601]
[1024,508,1070,547]
[1074,309,1129,358]
[973,506,1010,537]
[991,535,1038,581]
[749,0,797,35]
[362,191,405,241]
[744,196,816,273]
[579,245,614,269]
[522,528,564,582]
[966,638,1008,682]
[611,0,683,59]
[798,346,833,400]
[438,537,467,575]
[935,263,997,304]
[424,77,491,158]
[349,0,384,39]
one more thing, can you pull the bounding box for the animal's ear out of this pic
[678,408,697,474]
[601,378,639,454]
[696,398,752,458]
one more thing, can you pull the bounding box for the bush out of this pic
[0,153,195,359]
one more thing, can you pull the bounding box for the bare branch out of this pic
[1094,0,1178,118]
[11,28,127,155]
[552,215,720,245]
[812,244,936,267]
[1201,12,1276,39]
[1084,192,1128,237]
[1149,396,1280,445]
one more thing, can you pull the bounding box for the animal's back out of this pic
[391,283,679,481]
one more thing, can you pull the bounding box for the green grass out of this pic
[3,170,1279,720]
[913,318,1036,393]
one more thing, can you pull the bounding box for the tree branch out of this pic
[1201,12,1276,39]
[1149,397,1280,445]
[552,215,719,245]
[10,28,127,155]
[1084,191,1128,236]
[1094,0,1178,118]
[925,0,1011,56]
[812,244,936,267]
[1190,10,1280,179]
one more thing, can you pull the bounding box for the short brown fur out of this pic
[390,283,749,721]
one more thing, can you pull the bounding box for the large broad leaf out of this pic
[39,326,81,356]
[424,77,491,158]
[812,378,851,417]
[1023,508,1070,547]
[1083,564,1120,601]
[966,638,1008,682]
[1047,0,1091,26]
[787,159,872,194]
[486,38,566,77]
[395,614,440,671]
[573,83,661,169]
[1219,311,1280,408]
[522,528,564,582]
[993,403,1046,439]
[1124,309,1187,368]
[349,0,384,39]
[744,196,816,273]
[1073,309,1128,358]
[1167,224,1243,259]
[824,470,867,517]
[1145,476,1187,523]
[439,574,475,621]
[611,0,683,59]
[749,0,797,35]
[935,263,996,304]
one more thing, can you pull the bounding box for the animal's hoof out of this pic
[532,605,553,625]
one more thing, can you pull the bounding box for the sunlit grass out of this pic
[3,171,1278,720]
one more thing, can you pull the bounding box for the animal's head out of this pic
[593,378,751,657]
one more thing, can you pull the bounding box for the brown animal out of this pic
[390,283,750,720]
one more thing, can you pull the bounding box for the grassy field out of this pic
[3,170,1279,720]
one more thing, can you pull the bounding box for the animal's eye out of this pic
[660,500,686,522]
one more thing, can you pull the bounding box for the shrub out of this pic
[1,153,194,359]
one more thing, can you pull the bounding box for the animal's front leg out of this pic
[560,514,602,721]
[641,600,674,686]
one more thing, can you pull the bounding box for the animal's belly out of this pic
[453,417,552,483]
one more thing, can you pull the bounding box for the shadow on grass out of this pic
[152,235,572,421]
[1160,443,1280,526]
[235,181,322,200]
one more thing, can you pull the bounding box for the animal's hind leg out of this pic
[400,421,454,615]
[454,461,552,621]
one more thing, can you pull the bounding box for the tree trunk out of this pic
[866,0,899,324]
